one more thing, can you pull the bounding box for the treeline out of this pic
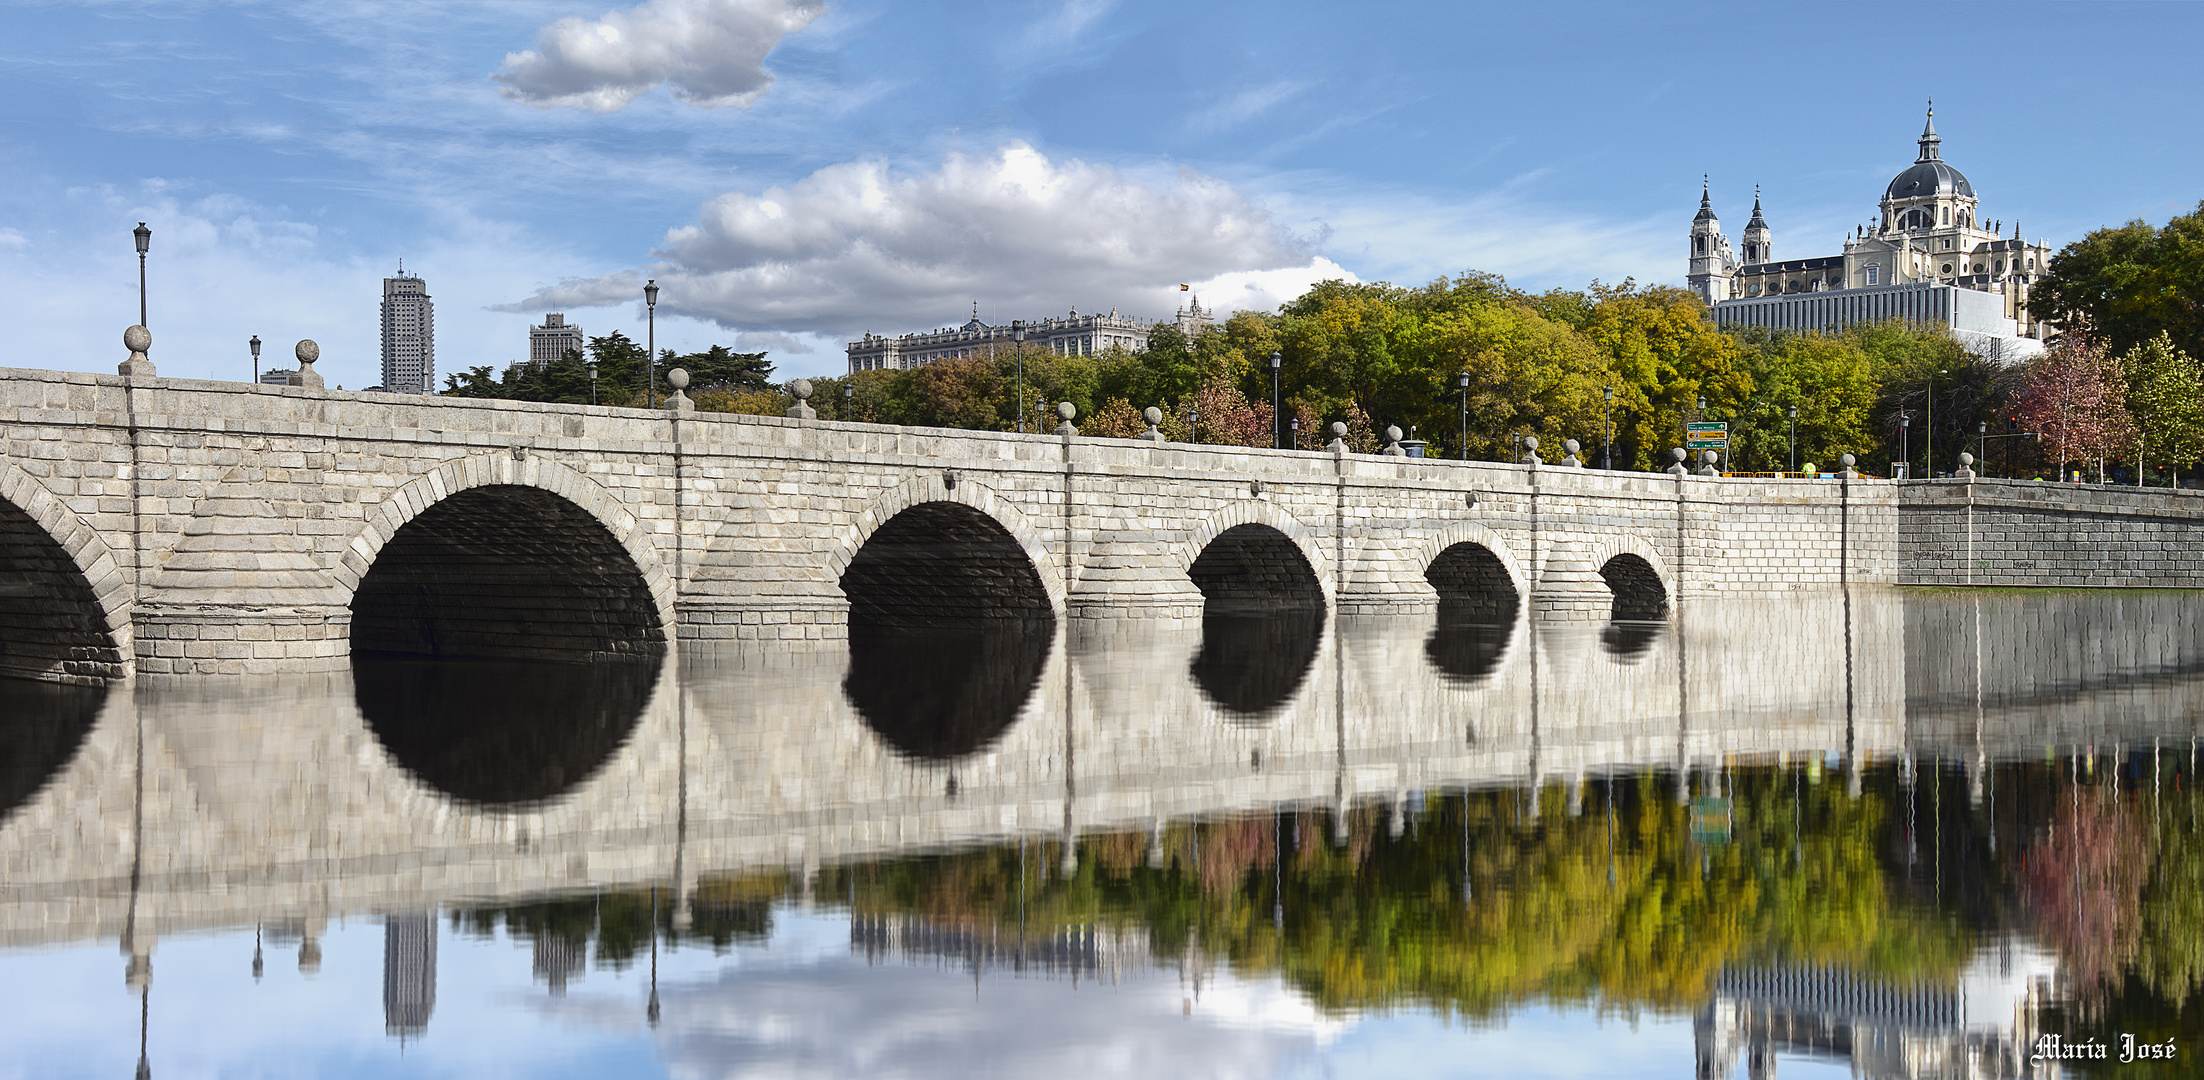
[440,331,773,406]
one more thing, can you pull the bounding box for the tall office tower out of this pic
[529,313,586,369]
[382,913,438,1039]
[381,267,435,394]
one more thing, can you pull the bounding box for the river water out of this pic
[3,590,2201,1078]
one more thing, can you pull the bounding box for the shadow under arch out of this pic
[0,481,129,683]
[1600,553,1670,623]
[349,484,666,662]
[1423,542,1521,686]
[839,501,1056,761]
[0,677,108,824]
[1188,523,1326,719]
[353,654,658,807]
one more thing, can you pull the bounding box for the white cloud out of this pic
[503,142,1336,346]
[492,0,825,113]
[0,228,26,250]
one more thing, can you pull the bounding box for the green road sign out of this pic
[1685,421,1729,450]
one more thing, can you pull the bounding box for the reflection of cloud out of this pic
[504,143,1335,337]
[623,915,1341,1079]
[493,0,825,113]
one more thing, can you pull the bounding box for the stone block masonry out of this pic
[1899,478,2204,587]
[0,365,1897,679]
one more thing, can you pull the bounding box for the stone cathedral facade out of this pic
[1688,110,2053,354]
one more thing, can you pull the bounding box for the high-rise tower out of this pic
[383,913,437,1040]
[381,267,435,394]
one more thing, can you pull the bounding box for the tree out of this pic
[2011,337,2137,479]
[2121,333,2204,484]
[2032,201,2204,363]
[667,345,773,392]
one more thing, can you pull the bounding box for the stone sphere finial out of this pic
[1672,447,1688,462]
[1841,453,1856,467]
[1386,425,1403,442]
[1563,438,1580,455]
[124,325,150,353]
[1143,406,1162,425]
[1057,401,1076,420]
[1958,451,1974,466]
[119,325,155,376]
[1330,421,1347,438]
[667,367,690,390]
[1522,435,1537,451]
[1703,449,1718,464]
[295,339,320,364]
[790,378,813,401]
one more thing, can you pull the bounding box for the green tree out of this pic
[2121,333,2204,484]
[667,345,773,392]
[2032,201,2204,362]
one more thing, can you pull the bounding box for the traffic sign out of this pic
[1685,421,1729,450]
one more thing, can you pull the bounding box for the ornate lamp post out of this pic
[1900,413,1911,478]
[644,279,660,408]
[249,336,261,385]
[1602,385,1614,469]
[1978,420,1987,477]
[1458,372,1471,460]
[588,360,599,405]
[1269,351,1283,449]
[844,380,854,421]
[132,222,151,329]
[1788,404,1798,473]
[1012,320,1027,432]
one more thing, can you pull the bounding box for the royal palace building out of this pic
[1688,109,2052,359]
[846,297,1214,373]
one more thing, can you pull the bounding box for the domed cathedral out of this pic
[1687,107,2054,358]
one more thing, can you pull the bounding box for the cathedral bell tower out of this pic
[1686,180,1738,305]
[1741,188,1772,265]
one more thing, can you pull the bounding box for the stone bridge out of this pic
[0,365,1895,681]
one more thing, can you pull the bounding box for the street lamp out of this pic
[1459,372,1471,461]
[132,222,151,329]
[643,279,660,408]
[249,335,261,385]
[844,380,854,422]
[1900,413,1911,478]
[1602,385,1614,470]
[1269,351,1283,450]
[1012,320,1026,432]
[1978,420,1987,477]
[1787,404,1798,473]
[588,359,598,405]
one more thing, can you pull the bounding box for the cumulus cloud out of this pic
[502,142,1344,345]
[493,0,825,113]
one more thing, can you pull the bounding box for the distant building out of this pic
[380,268,435,394]
[1690,109,2051,359]
[529,313,585,369]
[846,296,1211,374]
[382,913,437,1040]
[259,368,296,387]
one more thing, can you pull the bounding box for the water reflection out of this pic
[12,589,2204,1079]
[352,654,657,806]
[0,677,105,821]
[1599,620,1661,661]
[1189,610,1325,717]
[843,619,1053,760]
[1424,603,1515,685]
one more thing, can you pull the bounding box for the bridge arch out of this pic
[1413,523,1529,606]
[1173,501,1334,610]
[0,463,132,682]
[1583,533,1674,622]
[825,475,1067,622]
[338,455,676,659]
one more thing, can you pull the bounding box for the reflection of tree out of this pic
[2017,785,2151,996]
[827,769,1970,1019]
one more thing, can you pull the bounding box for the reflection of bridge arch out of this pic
[341,456,676,658]
[827,476,1067,621]
[0,462,132,682]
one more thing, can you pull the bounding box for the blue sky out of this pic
[2,1,2199,388]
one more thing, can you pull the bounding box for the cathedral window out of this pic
[1941,263,1954,276]
[1974,263,1984,273]
[1695,236,1705,253]
[1866,266,1879,285]
[1940,207,1949,225]
[1995,259,2004,273]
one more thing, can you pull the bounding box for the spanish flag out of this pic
[1179,284,1190,291]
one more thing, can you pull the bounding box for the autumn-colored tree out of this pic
[1083,396,1148,440]
[2011,337,2137,479]
[1187,375,1271,447]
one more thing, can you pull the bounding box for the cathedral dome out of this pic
[1884,107,1973,202]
